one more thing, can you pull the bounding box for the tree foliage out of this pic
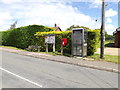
[67,25,90,31]
[105,31,114,41]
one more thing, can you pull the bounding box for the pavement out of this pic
[0,47,119,73]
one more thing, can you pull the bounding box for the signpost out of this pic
[45,34,55,52]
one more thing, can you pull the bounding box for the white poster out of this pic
[45,35,55,44]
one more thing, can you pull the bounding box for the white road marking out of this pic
[0,67,43,88]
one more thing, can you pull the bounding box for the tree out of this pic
[66,25,89,31]
[105,31,114,41]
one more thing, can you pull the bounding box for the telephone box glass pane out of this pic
[72,28,87,57]
[72,30,82,56]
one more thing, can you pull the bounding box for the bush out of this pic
[1,25,54,49]
[0,31,2,45]
[87,29,100,56]
[35,30,100,56]
[35,31,72,53]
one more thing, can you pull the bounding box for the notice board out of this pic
[45,34,55,44]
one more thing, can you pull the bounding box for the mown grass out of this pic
[95,40,119,64]
[88,54,120,64]
[39,51,62,56]
[40,52,72,57]
[0,45,25,51]
[0,45,63,56]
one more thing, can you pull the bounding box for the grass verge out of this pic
[0,45,25,51]
[88,54,120,64]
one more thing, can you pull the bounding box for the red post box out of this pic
[61,38,67,46]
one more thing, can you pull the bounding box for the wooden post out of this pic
[38,48,40,52]
[53,43,55,52]
[100,0,105,59]
[61,46,63,55]
[46,44,48,52]
[38,46,41,52]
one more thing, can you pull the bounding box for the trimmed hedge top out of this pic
[35,31,71,36]
[1,25,54,49]
[35,29,100,55]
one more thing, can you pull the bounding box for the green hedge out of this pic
[35,31,72,53]
[1,25,54,49]
[1,24,100,56]
[0,31,2,45]
[87,29,100,55]
[35,30,100,56]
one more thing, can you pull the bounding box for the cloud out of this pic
[0,1,117,35]
[106,9,117,17]
[0,0,119,4]
[105,24,116,35]
[23,3,100,30]
[0,11,13,30]
[106,18,112,23]
[89,0,102,8]
[0,12,12,21]
[0,0,22,4]
[0,2,98,31]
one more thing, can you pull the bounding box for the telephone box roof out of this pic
[72,28,87,31]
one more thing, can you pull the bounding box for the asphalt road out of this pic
[0,51,118,88]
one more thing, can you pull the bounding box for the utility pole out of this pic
[100,0,105,58]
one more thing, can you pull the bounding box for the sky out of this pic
[0,0,119,35]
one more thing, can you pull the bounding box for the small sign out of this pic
[45,34,55,44]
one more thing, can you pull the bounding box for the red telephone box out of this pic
[61,38,67,46]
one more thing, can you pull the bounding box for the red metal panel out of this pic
[61,38,67,46]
